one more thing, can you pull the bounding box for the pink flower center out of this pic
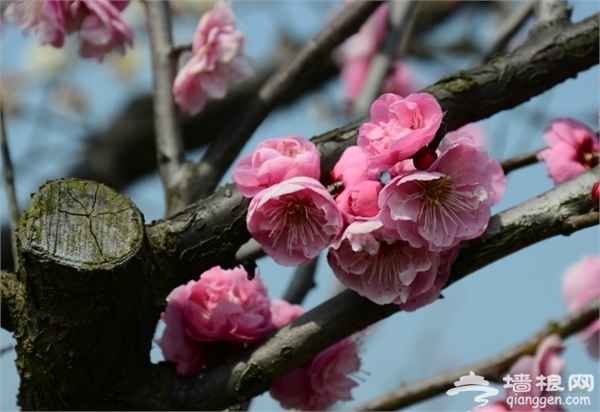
[364,241,408,287]
[266,196,327,257]
[422,176,451,206]
[277,140,303,158]
[578,136,599,169]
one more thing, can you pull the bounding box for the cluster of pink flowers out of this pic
[233,135,344,266]
[157,266,363,410]
[537,118,599,185]
[561,255,600,359]
[233,92,506,312]
[335,3,416,110]
[4,0,133,61]
[479,335,566,411]
[173,1,253,116]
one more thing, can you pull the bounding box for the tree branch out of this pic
[501,148,542,175]
[193,1,384,200]
[0,108,19,272]
[137,167,599,411]
[143,0,187,216]
[145,13,599,303]
[357,299,600,411]
[534,0,572,29]
[283,256,319,305]
[483,0,536,61]
[353,0,419,116]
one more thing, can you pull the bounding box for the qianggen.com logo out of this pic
[446,372,595,411]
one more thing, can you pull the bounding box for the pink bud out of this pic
[412,146,438,170]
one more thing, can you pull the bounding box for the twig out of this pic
[534,0,572,28]
[356,299,600,411]
[143,0,186,216]
[1,345,14,356]
[561,212,599,236]
[483,0,536,61]
[500,148,542,175]
[193,1,384,200]
[283,256,319,305]
[354,0,419,116]
[0,108,19,272]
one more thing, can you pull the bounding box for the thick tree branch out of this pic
[143,0,186,216]
[357,299,600,411]
[145,14,599,303]
[193,1,384,200]
[137,167,599,411]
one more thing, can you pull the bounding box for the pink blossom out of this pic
[69,0,133,61]
[562,255,600,358]
[503,335,566,411]
[331,146,379,189]
[592,182,600,210]
[156,284,206,375]
[440,126,506,206]
[537,118,599,185]
[328,220,440,305]
[157,266,273,374]
[270,299,305,328]
[335,180,383,224]
[270,335,362,411]
[358,93,443,172]
[232,136,321,197]
[398,244,460,312]
[247,177,344,266]
[173,1,253,115]
[378,140,502,251]
[4,0,69,47]
[4,0,133,61]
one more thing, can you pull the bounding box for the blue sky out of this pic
[1,1,599,411]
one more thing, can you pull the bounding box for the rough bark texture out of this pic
[2,12,598,411]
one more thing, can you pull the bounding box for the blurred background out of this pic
[1,1,598,411]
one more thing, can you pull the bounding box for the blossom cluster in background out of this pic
[233,91,507,312]
[173,1,253,115]
[157,265,364,411]
[4,0,133,61]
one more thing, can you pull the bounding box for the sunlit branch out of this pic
[0,108,19,272]
[356,299,599,411]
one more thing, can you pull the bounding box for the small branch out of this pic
[356,299,600,411]
[483,0,536,61]
[353,0,419,116]
[169,43,192,58]
[500,148,542,175]
[143,0,186,216]
[193,1,384,200]
[283,256,319,305]
[0,108,19,272]
[561,211,599,235]
[1,345,14,356]
[534,0,572,29]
